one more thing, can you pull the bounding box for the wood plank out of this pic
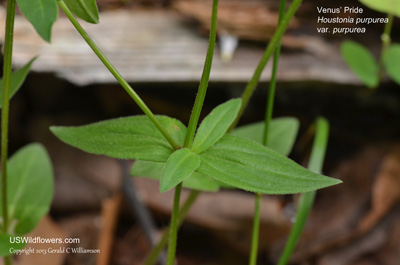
[0,8,358,86]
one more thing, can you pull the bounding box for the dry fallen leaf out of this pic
[358,147,400,233]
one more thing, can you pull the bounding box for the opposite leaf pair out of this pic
[341,41,400,88]
[51,98,341,195]
[131,116,300,192]
[160,98,242,192]
[17,0,99,42]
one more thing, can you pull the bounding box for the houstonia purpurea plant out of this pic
[1,0,55,264]
[341,0,399,88]
[0,0,338,264]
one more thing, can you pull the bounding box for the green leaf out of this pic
[384,44,400,85]
[50,116,187,162]
[63,0,100,24]
[16,0,58,42]
[0,233,26,257]
[0,144,53,235]
[160,148,201,192]
[131,160,220,192]
[0,58,36,108]
[191,98,242,153]
[231,117,299,156]
[360,0,400,18]
[341,41,379,88]
[197,135,341,194]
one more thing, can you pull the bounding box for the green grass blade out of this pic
[278,117,330,265]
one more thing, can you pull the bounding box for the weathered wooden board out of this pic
[0,8,358,86]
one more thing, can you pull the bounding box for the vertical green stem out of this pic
[248,193,261,265]
[248,1,287,264]
[144,190,200,265]
[378,13,394,81]
[166,183,183,265]
[57,0,179,150]
[264,0,287,145]
[184,0,219,148]
[164,1,218,263]
[2,1,16,264]
[229,0,302,131]
[278,118,329,265]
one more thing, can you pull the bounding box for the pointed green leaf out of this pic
[160,148,201,192]
[0,233,26,257]
[0,144,53,235]
[50,116,187,162]
[0,58,36,108]
[131,160,220,192]
[192,98,242,153]
[360,0,400,18]
[231,117,299,156]
[197,135,341,194]
[384,44,400,85]
[16,0,58,42]
[64,0,100,24]
[341,41,379,88]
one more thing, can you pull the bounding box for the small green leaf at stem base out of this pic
[197,135,341,194]
[341,41,379,88]
[191,98,242,153]
[16,0,58,42]
[160,148,201,192]
[0,58,36,109]
[384,44,400,85]
[231,117,299,156]
[131,160,220,192]
[63,0,100,24]
[0,143,53,235]
[0,233,26,257]
[50,115,187,162]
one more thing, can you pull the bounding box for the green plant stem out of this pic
[144,190,200,265]
[264,0,286,145]
[249,1,287,263]
[278,117,329,265]
[163,1,218,263]
[57,0,179,150]
[166,183,183,265]
[229,0,302,131]
[378,12,394,80]
[2,1,16,265]
[148,0,298,261]
[248,193,261,265]
[184,0,219,148]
